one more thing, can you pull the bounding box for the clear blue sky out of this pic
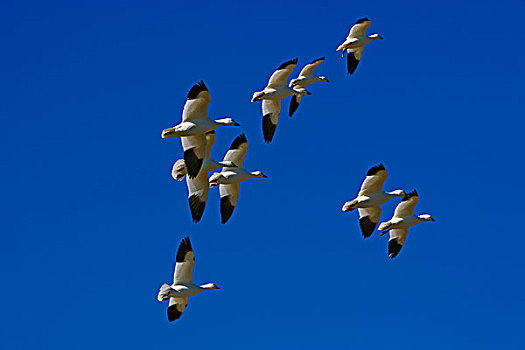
[2,0,524,348]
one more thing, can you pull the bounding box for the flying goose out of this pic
[336,18,383,75]
[209,134,267,223]
[251,58,310,142]
[288,57,329,117]
[342,164,405,238]
[157,237,220,322]
[162,81,240,175]
[378,190,436,258]
[171,131,237,222]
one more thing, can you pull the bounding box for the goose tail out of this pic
[157,283,171,302]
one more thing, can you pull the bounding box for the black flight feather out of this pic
[262,113,277,143]
[366,163,385,176]
[289,95,300,117]
[277,58,298,70]
[167,305,183,321]
[359,216,378,239]
[388,239,403,259]
[356,17,370,24]
[230,133,247,150]
[347,52,360,75]
[401,190,418,202]
[187,81,208,100]
[176,236,193,263]
[184,148,203,178]
[220,196,235,224]
[188,195,206,223]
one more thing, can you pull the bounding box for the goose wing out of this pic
[297,57,325,77]
[173,237,195,285]
[182,81,210,122]
[346,47,363,75]
[220,183,240,224]
[262,99,281,143]
[181,134,207,178]
[167,297,188,321]
[358,163,387,196]
[393,190,419,218]
[223,134,248,168]
[388,229,409,259]
[347,18,371,39]
[358,206,381,238]
[289,94,302,117]
[205,130,216,157]
[186,171,209,223]
[267,58,298,88]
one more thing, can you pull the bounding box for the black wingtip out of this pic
[401,190,418,202]
[277,58,298,70]
[388,239,402,259]
[356,17,370,24]
[230,133,247,150]
[366,163,386,176]
[347,53,360,75]
[311,57,325,64]
[188,195,206,223]
[184,148,203,178]
[359,216,377,238]
[220,196,235,224]
[176,236,193,262]
[289,95,299,117]
[187,80,208,100]
[167,305,183,321]
[262,114,277,143]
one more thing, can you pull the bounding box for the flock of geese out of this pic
[157,18,436,321]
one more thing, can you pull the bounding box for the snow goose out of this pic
[288,57,329,117]
[171,131,237,222]
[157,237,220,322]
[251,58,310,142]
[342,164,405,238]
[336,18,383,75]
[209,134,268,223]
[378,190,436,258]
[162,81,240,175]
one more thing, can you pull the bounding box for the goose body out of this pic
[161,81,239,138]
[251,58,309,142]
[157,237,220,322]
[209,134,267,223]
[336,18,383,75]
[342,164,405,238]
[378,190,436,258]
[288,57,328,117]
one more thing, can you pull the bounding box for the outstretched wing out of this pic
[289,94,302,117]
[167,297,188,321]
[346,47,363,75]
[388,228,409,259]
[186,171,209,223]
[173,237,195,285]
[393,190,419,218]
[298,57,325,77]
[347,18,371,39]
[223,134,248,168]
[220,183,240,224]
[262,99,281,143]
[358,163,387,195]
[267,58,298,88]
[182,81,210,122]
[181,134,207,178]
[358,206,381,238]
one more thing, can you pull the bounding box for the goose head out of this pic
[200,283,220,290]
[388,190,406,197]
[418,214,436,222]
[370,34,383,40]
[250,171,268,178]
[215,118,240,126]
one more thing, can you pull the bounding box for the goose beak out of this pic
[380,230,389,236]
[431,218,436,222]
[161,128,176,138]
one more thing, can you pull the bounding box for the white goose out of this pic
[251,58,310,142]
[342,164,405,238]
[288,57,329,117]
[336,18,383,75]
[209,134,268,223]
[171,131,237,223]
[378,190,436,259]
[162,81,240,176]
[157,237,220,322]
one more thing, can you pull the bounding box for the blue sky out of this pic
[2,0,524,348]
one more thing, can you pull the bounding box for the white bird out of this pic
[251,58,310,142]
[157,237,220,322]
[288,57,329,117]
[162,81,240,176]
[342,164,405,238]
[378,190,436,259]
[171,131,237,222]
[209,134,268,223]
[336,18,383,75]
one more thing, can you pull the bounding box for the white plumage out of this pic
[288,57,329,117]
